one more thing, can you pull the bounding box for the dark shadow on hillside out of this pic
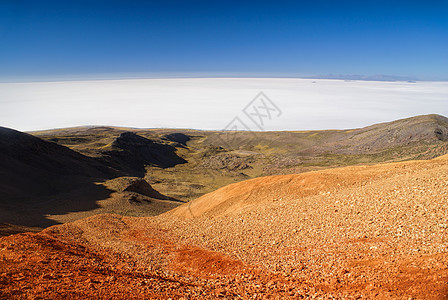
[100,132,187,177]
[162,133,191,147]
[0,127,119,228]
[0,178,113,228]
[107,176,183,202]
[0,127,188,230]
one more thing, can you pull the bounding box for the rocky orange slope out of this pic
[2,154,448,299]
[168,153,448,218]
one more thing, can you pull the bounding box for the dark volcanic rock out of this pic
[202,153,253,171]
[434,127,448,141]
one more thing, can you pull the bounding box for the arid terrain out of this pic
[1,114,448,298]
[1,114,448,229]
[1,151,448,298]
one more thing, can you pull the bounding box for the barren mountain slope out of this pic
[32,114,448,203]
[202,114,448,155]
[0,127,183,229]
[168,151,448,218]
[0,126,114,199]
[0,127,118,227]
[306,114,448,154]
[1,154,448,298]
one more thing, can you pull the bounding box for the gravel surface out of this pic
[1,155,448,299]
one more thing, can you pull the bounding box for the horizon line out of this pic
[1,74,448,84]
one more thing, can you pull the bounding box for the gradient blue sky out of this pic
[1,0,447,80]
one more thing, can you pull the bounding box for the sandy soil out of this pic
[1,154,448,299]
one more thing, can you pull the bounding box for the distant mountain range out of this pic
[2,73,436,83]
[307,74,420,82]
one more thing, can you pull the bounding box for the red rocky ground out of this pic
[2,155,448,299]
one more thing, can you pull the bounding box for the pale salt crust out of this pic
[0,78,447,131]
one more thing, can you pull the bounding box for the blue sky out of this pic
[1,0,447,80]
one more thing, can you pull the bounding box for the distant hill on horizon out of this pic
[307,73,421,82]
